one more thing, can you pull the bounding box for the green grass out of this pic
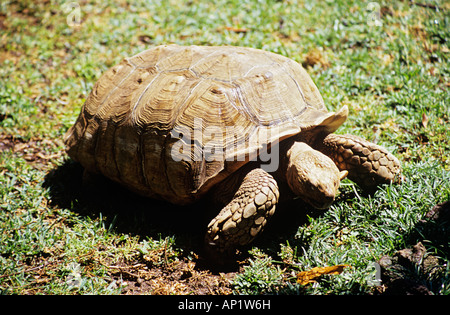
[1,0,449,295]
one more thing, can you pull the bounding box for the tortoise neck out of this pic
[270,137,297,181]
[250,129,331,181]
[295,128,329,152]
[274,129,331,178]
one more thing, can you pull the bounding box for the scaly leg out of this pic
[320,134,402,189]
[205,168,279,257]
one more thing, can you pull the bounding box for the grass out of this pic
[1,0,449,295]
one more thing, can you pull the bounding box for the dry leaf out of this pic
[224,26,248,33]
[301,48,330,69]
[297,265,350,285]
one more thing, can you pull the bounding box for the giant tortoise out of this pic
[64,45,401,257]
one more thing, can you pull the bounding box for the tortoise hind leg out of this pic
[205,168,279,259]
[319,134,402,189]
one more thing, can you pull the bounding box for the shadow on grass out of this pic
[43,160,209,250]
[42,159,313,270]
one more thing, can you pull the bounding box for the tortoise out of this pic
[64,44,401,258]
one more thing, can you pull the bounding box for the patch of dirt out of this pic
[0,134,64,168]
[108,259,235,295]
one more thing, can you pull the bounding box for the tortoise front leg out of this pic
[319,134,402,189]
[205,168,279,258]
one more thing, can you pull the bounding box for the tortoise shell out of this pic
[64,45,337,205]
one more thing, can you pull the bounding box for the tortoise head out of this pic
[286,142,347,209]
